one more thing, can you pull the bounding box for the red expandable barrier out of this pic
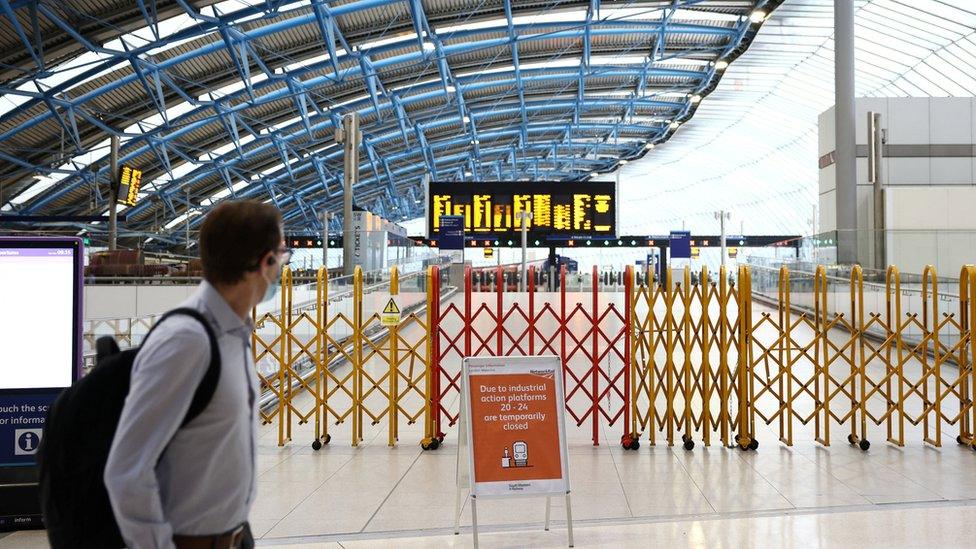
[430,263,632,446]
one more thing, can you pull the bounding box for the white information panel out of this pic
[455,356,574,548]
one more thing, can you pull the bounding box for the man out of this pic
[105,200,288,549]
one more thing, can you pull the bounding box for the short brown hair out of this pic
[199,200,283,285]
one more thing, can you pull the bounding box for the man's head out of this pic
[199,200,286,307]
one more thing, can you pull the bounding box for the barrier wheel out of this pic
[312,439,322,451]
[430,438,441,450]
[957,435,963,445]
[748,439,759,451]
[630,440,640,450]
[734,434,741,443]
[682,434,692,444]
[847,434,857,445]
[421,438,434,450]
[859,439,870,452]
[683,439,695,451]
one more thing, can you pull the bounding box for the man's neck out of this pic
[213,282,253,320]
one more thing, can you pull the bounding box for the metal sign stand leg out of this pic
[545,497,551,531]
[471,495,480,549]
[565,492,575,547]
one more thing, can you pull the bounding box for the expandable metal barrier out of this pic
[252,263,976,453]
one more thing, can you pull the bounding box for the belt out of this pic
[173,523,246,549]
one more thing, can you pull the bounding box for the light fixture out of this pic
[645,143,655,150]
[463,115,470,124]
[715,60,729,70]
[589,171,598,177]
[446,85,456,93]
[422,41,435,52]
[690,94,701,103]
[749,10,766,23]
[618,159,628,165]
[669,121,680,130]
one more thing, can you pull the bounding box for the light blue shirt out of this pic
[105,281,257,548]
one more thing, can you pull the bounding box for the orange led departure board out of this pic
[427,181,616,240]
[117,165,143,207]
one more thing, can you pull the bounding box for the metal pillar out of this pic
[518,211,532,291]
[337,113,361,276]
[321,210,330,272]
[834,0,858,264]
[715,210,730,267]
[185,186,191,250]
[868,112,885,269]
[108,136,119,250]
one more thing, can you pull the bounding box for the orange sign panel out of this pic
[462,356,569,497]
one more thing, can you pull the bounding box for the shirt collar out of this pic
[196,280,251,335]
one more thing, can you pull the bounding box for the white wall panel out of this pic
[887,157,931,185]
[886,98,930,144]
[930,157,973,185]
[929,98,972,144]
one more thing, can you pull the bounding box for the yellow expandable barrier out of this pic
[244,261,975,451]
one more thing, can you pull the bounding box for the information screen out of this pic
[428,181,616,240]
[0,241,80,390]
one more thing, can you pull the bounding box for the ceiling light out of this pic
[749,10,766,23]
[422,41,435,52]
[618,159,629,165]
[463,115,470,124]
[690,94,701,103]
[669,121,680,129]
[714,60,729,70]
[589,171,598,177]
[645,143,655,150]
[445,85,456,93]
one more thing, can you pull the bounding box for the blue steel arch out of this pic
[0,0,781,247]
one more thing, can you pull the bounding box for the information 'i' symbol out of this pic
[18,432,37,452]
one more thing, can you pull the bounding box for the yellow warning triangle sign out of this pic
[383,298,400,315]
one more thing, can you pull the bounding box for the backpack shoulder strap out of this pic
[151,307,222,427]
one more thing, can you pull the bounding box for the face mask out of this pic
[260,263,281,303]
[261,277,279,304]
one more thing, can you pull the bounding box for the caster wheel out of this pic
[430,438,441,450]
[437,435,445,443]
[847,434,857,445]
[630,440,640,450]
[957,435,964,445]
[859,439,870,451]
[683,439,695,451]
[734,434,741,443]
[312,439,322,451]
[748,439,759,451]
[682,434,692,443]
[421,438,433,450]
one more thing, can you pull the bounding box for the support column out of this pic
[108,136,119,250]
[322,210,330,272]
[338,113,361,276]
[834,0,858,264]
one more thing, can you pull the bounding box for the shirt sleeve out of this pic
[104,317,211,549]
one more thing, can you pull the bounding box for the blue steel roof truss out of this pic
[0,0,778,247]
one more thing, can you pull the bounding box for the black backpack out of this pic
[38,308,221,549]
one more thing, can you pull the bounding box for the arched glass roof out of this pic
[0,0,780,247]
[612,0,976,236]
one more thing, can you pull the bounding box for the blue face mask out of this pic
[261,276,279,303]
[260,258,281,303]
